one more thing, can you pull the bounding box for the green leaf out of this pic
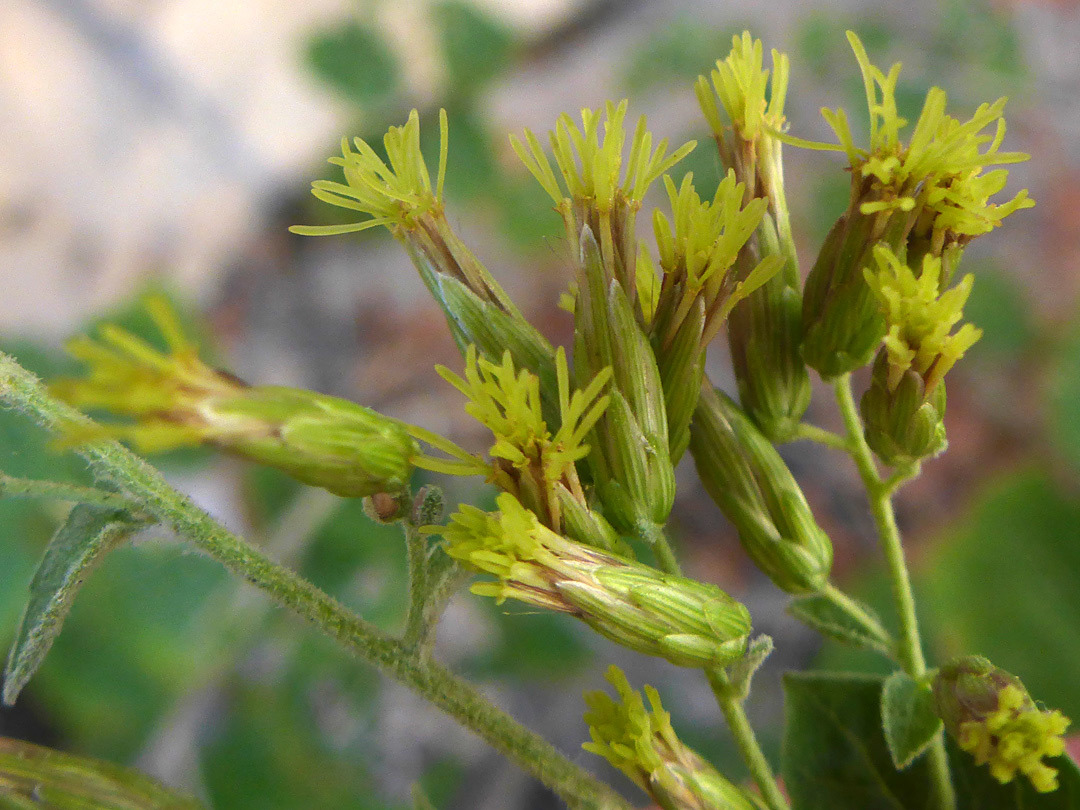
[0,736,205,809]
[920,470,1080,720]
[784,670,1080,810]
[432,1,515,95]
[788,592,893,655]
[783,671,934,810]
[3,504,143,705]
[881,671,942,770]
[305,22,400,105]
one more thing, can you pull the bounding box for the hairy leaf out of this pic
[3,504,144,705]
[788,592,893,655]
[881,671,942,770]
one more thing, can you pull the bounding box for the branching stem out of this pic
[0,352,631,810]
[708,668,790,810]
[833,373,955,810]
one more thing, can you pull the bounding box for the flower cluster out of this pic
[414,345,613,540]
[933,656,1070,793]
[794,31,1030,378]
[865,246,982,396]
[858,245,982,464]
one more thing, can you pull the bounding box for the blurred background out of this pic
[2,0,1080,808]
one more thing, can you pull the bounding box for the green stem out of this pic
[402,517,430,652]
[789,422,851,452]
[639,522,681,575]
[833,374,955,810]
[644,524,786,809]
[0,352,631,810]
[0,472,138,511]
[881,462,920,498]
[707,668,790,810]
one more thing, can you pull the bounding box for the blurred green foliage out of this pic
[306,21,400,107]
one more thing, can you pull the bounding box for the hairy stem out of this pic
[833,373,955,810]
[638,522,681,576]
[707,668,790,810]
[0,352,631,810]
[402,517,431,652]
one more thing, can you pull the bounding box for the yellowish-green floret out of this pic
[865,245,982,393]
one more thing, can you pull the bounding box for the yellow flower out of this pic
[290,109,447,236]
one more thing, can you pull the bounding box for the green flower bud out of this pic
[728,215,812,441]
[695,33,811,440]
[860,351,947,466]
[933,656,1070,793]
[689,385,832,593]
[584,666,758,810]
[438,494,750,669]
[575,227,676,536]
[55,298,417,498]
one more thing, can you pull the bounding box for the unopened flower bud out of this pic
[438,494,751,669]
[575,228,676,537]
[860,352,947,465]
[933,656,1070,793]
[54,298,417,499]
[584,666,757,810]
[689,385,832,593]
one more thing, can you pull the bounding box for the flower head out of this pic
[866,245,982,395]
[791,32,1032,248]
[436,494,751,669]
[291,109,447,236]
[513,102,695,305]
[583,666,756,810]
[933,656,1070,793]
[652,170,781,347]
[415,345,611,534]
[54,297,418,498]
